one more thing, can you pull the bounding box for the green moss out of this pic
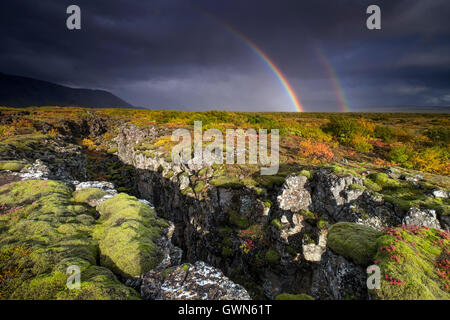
[275,293,315,300]
[371,226,450,300]
[298,170,312,179]
[210,176,244,189]
[0,134,48,152]
[0,180,139,300]
[327,222,382,265]
[218,226,233,237]
[329,165,358,177]
[161,267,176,280]
[263,200,272,208]
[382,195,412,212]
[166,170,174,178]
[0,160,26,172]
[181,186,193,196]
[94,193,168,278]
[285,246,297,256]
[254,187,266,196]
[370,172,401,188]
[349,184,366,191]
[300,209,317,223]
[303,233,315,245]
[381,184,449,215]
[194,181,207,194]
[183,263,190,272]
[271,219,282,230]
[72,188,107,204]
[265,248,280,265]
[228,210,250,229]
[255,175,285,190]
[317,218,329,230]
[107,147,118,154]
[364,178,382,192]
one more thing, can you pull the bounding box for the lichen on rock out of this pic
[327,222,382,265]
[141,261,250,300]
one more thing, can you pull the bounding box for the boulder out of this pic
[141,261,250,300]
[312,170,364,218]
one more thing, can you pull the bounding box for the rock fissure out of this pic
[1,117,448,300]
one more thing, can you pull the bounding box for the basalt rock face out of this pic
[311,250,368,300]
[114,124,416,299]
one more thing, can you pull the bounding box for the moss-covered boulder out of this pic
[327,222,382,265]
[94,193,168,278]
[371,225,450,300]
[0,180,139,300]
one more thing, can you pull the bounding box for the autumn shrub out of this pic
[323,116,373,146]
[81,138,96,150]
[388,145,413,166]
[375,125,395,142]
[350,133,373,153]
[409,146,449,175]
[298,139,334,163]
[285,123,332,142]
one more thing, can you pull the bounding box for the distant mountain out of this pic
[0,72,133,108]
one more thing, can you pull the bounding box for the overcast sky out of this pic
[0,0,449,111]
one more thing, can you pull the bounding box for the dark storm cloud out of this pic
[0,0,448,111]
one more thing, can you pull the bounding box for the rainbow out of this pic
[201,11,304,112]
[316,47,350,112]
[229,27,304,112]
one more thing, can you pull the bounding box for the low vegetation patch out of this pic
[275,293,315,300]
[72,188,107,204]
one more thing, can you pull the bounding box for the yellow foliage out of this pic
[154,136,173,147]
[47,128,59,138]
[0,125,15,139]
[81,138,96,149]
